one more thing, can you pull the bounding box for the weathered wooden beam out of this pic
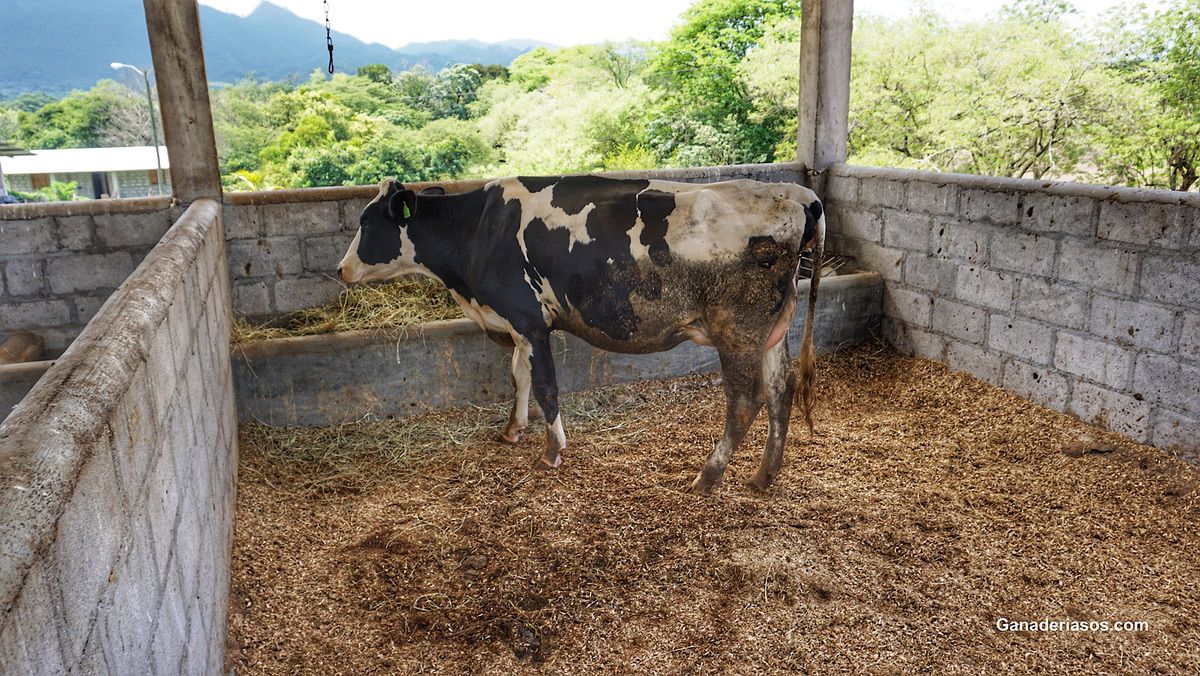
[142,0,222,203]
[797,0,855,174]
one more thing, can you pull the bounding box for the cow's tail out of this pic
[796,207,826,435]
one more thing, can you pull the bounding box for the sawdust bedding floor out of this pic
[228,344,1200,674]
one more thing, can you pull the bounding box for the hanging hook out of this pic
[325,0,335,73]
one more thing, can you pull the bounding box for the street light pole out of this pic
[111,62,165,196]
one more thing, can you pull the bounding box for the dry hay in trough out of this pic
[228,345,1200,674]
[231,277,464,342]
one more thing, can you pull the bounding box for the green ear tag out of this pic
[403,203,412,219]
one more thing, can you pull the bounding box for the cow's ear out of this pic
[388,189,417,222]
[419,186,446,196]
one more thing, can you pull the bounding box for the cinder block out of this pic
[304,234,354,273]
[1181,313,1200,362]
[933,221,988,263]
[95,211,173,248]
[1089,295,1176,353]
[56,215,96,250]
[884,286,933,328]
[273,275,344,313]
[226,237,302,280]
[3,259,47,297]
[1070,381,1150,442]
[857,178,904,208]
[988,316,1053,365]
[883,317,944,361]
[955,266,1014,311]
[1140,254,1200,307]
[221,204,262,239]
[1021,193,1095,236]
[340,199,371,232]
[1058,239,1138,296]
[1002,359,1069,410]
[0,217,56,254]
[931,298,987,344]
[1134,354,1200,415]
[1098,201,1188,246]
[903,255,957,296]
[904,181,957,216]
[836,209,883,242]
[847,241,903,282]
[1015,276,1089,330]
[1153,409,1199,455]
[74,294,111,326]
[882,209,932,251]
[825,175,858,205]
[0,299,71,331]
[961,188,1021,224]
[262,201,340,237]
[51,444,124,659]
[46,251,136,294]
[1054,332,1132,389]
[989,231,1055,277]
[946,339,1004,385]
[232,281,272,317]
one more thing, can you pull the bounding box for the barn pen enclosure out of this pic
[2,0,1200,673]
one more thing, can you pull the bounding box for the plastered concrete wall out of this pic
[824,164,1199,457]
[0,196,176,355]
[0,199,237,673]
[222,162,807,318]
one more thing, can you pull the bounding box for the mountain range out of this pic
[0,0,552,98]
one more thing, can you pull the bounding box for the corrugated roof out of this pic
[0,143,33,156]
[0,146,170,174]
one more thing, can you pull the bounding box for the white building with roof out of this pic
[0,146,171,199]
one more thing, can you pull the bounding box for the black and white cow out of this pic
[338,175,825,495]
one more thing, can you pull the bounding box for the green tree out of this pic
[647,0,801,165]
[355,63,393,84]
[16,81,146,148]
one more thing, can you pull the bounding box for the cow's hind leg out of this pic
[749,337,795,491]
[523,334,566,470]
[689,350,765,495]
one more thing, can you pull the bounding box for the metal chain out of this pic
[325,0,335,73]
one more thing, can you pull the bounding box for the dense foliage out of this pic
[2,0,1197,195]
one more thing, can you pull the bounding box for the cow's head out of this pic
[337,179,442,284]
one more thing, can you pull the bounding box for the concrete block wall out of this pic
[222,162,808,318]
[824,164,1199,456]
[0,199,237,672]
[0,196,176,355]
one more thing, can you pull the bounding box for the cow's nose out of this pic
[337,266,344,282]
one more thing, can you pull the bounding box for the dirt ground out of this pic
[228,344,1200,674]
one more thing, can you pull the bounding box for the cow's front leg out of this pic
[521,333,566,470]
[499,345,533,443]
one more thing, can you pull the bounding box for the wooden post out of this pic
[797,0,854,174]
[142,0,222,203]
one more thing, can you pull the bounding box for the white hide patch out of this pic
[501,180,596,260]
[449,290,518,336]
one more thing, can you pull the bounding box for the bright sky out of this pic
[197,0,1153,47]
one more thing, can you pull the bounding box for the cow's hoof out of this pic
[747,470,775,492]
[496,430,523,444]
[687,477,715,496]
[532,449,562,470]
